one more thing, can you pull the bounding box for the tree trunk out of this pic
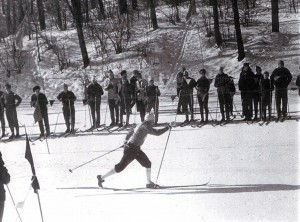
[84,0,90,23]
[245,0,249,9]
[97,0,106,19]
[118,0,127,14]
[12,0,17,33]
[131,0,138,10]
[90,0,97,9]
[212,0,222,47]
[30,0,34,15]
[18,0,25,24]
[55,0,63,30]
[36,0,46,30]
[149,0,158,30]
[252,0,256,8]
[231,0,245,61]
[271,0,279,32]
[1,0,5,14]
[186,0,196,21]
[70,0,90,68]
[6,0,12,35]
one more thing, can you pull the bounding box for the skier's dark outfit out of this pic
[179,74,196,122]
[0,91,5,137]
[261,77,274,120]
[196,75,210,122]
[0,152,10,221]
[57,88,77,132]
[215,73,231,121]
[146,84,160,125]
[252,72,264,120]
[87,81,104,127]
[31,87,50,136]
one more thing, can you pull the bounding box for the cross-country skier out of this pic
[271,60,292,119]
[252,66,264,120]
[31,85,51,137]
[135,72,148,122]
[119,70,133,127]
[0,152,10,221]
[0,83,22,139]
[146,78,161,125]
[261,71,274,121]
[57,84,77,133]
[97,113,172,188]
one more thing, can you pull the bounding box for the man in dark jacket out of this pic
[1,83,22,139]
[119,70,133,127]
[215,67,232,121]
[196,69,210,122]
[31,85,50,137]
[238,63,256,121]
[252,66,264,120]
[261,71,274,121]
[271,60,292,118]
[228,76,236,116]
[146,78,161,125]
[179,70,196,123]
[87,77,104,128]
[57,84,77,133]
[0,86,5,138]
[0,152,10,222]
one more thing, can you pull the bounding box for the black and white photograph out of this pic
[0,0,299,221]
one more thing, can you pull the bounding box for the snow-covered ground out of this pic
[1,91,299,222]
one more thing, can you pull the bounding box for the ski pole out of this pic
[68,145,124,173]
[6,185,23,222]
[154,91,181,185]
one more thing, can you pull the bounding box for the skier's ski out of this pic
[64,128,79,137]
[179,121,190,127]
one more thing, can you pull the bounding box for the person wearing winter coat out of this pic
[135,73,148,122]
[0,86,5,138]
[176,69,184,114]
[196,69,210,122]
[228,76,236,116]
[119,70,133,127]
[238,63,256,121]
[146,78,161,125]
[87,77,104,128]
[0,152,10,222]
[215,67,232,121]
[252,66,264,120]
[96,113,172,189]
[261,71,274,121]
[31,86,51,137]
[105,70,121,126]
[0,83,22,139]
[179,70,197,123]
[270,60,292,118]
[57,84,77,133]
[296,74,300,96]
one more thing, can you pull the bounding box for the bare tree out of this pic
[149,0,158,30]
[6,0,13,35]
[64,0,90,68]
[1,0,5,14]
[271,0,279,32]
[55,0,64,30]
[96,0,106,19]
[212,0,222,47]
[118,0,127,14]
[231,0,245,61]
[36,0,46,30]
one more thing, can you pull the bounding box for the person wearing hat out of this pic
[238,63,256,121]
[270,60,292,119]
[57,84,77,133]
[0,84,22,139]
[196,69,210,123]
[96,113,172,189]
[0,85,5,138]
[146,78,161,125]
[0,152,10,221]
[86,77,104,128]
[104,70,121,126]
[118,70,133,127]
[30,86,51,137]
[215,67,232,122]
[135,72,148,122]
[252,66,264,121]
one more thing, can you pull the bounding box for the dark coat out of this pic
[261,79,274,98]
[0,152,10,201]
[31,93,48,111]
[238,70,256,93]
[146,85,160,103]
[179,77,196,96]
[1,91,22,109]
[87,82,104,102]
[57,91,76,107]
[253,73,264,92]
[196,76,210,96]
[119,79,133,104]
[215,73,231,93]
[271,67,292,89]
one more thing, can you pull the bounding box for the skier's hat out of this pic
[133,70,139,75]
[63,83,68,87]
[145,113,155,122]
[33,85,40,92]
[243,62,250,67]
